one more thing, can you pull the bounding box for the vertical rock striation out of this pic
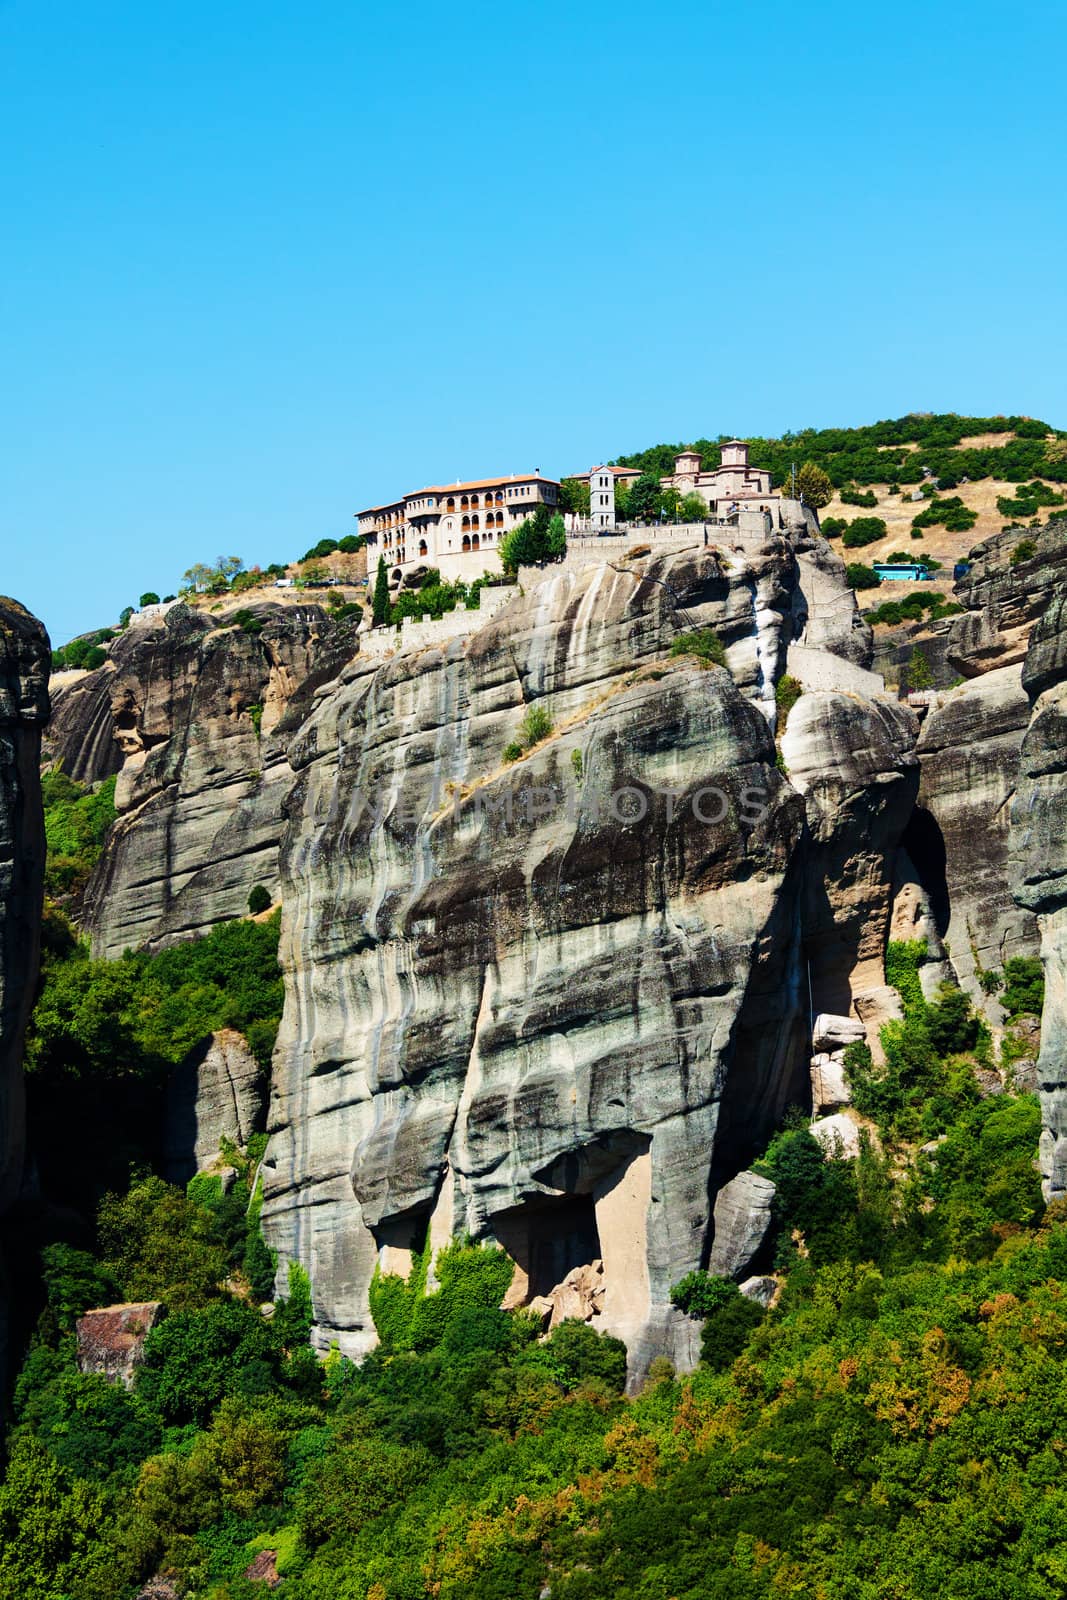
[0,599,49,1216]
[1010,589,1067,1195]
[76,603,360,956]
[262,553,811,1370]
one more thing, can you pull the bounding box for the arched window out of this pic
[472,533,480,549]
[461,495,469,509]
[419,540,427,557]
[462,535,471,552]
[461,515,470,529]
[496,511,504,526]
[471,514,479,529]
[495,490,504,503]
[471,493,479,507]
[446,497,455,512]
[392,568,402,582]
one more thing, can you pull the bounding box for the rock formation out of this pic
[76,1301,164,1389]
[0,599,49,1217]
[67,602,359,957]
[262,550,815,1368]
[164,1028,266,1184]
[917,665,1039,1007]
[1010,587,1067,1195]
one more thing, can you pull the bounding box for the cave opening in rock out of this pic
[493,1193,602,1301]
[371,1209,430,1278]
[900,805,951,936]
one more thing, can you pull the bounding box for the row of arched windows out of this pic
[445,490,506,512]
[460,512,505,530]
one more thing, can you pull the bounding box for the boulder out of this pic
[528,1260,606,1330]
[76,1301,163,1389]
[809,1113,864,1159]
[738,1275,778,1307]
[810,1052,850,1116]
[812,1013,866,1053]
[165,1029,265,1184]
[708,1170,777,1279]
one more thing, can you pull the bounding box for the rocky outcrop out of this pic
[262,551,812,1370]
[917,665,1040,1008]
[164,1028,266,1184]
[948,519,1067,678]
[0,599,49,1218]
[780,689,919,1014]
[790,532,874,668]
[78,602,359,957]
[75,1301,163,1388]
[44,667,123,785]
[707,1169,775,1279]
[1010,584,1067,1196]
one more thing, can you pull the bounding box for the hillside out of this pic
[616,412,1066,583]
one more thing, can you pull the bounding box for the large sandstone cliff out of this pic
[0,599,49,1217]
[45,602,360,957]
[259,546,910,1367]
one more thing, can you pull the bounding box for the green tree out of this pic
[627,473,663,523]
[138,591,160,607]
[97,1175,228,1308]
[559,477,590,517]
[372,556,391,627]
[0,1437,132,1600]
[247,884,272,915]
[680,491,708,522]
[907,651,933,690]
[796,461,834,508]
[546,512,567,559]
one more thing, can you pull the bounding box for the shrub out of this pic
[700,1291,764,1370]
[841,487,878,508]
[336,533,364,554]
[670,1270,737,1319]
[669,627,726,666]
[775,673,802,732]
[232,609,264,636]
[911,496,978,533]
[1010,538,1037,566]
[247,884,272,915]
[845,563,881,589]
[139,592,160,607]
[842,517,888,548]
[907,651,932,690]
[820,516,847,537]
[519,703,554,747]
[501,741,523,764]
[301,538,339,562]
[1001,956,1044,1017]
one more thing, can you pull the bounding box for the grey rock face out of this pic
[0,598,49,1217]
[917,665,1040,1006]
[44,666,123,785]
[791,535,874,668]
[164,1028,266,1183]
[262,552,811,1368]
[1009,580,1067,1194]
[948,519,1067,678]
[707,1169,776,1279]
[80,603,359,956]
[781,690,920,1014]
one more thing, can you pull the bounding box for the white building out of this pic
[660,439,780,517]
[357,472,560,583]
[588,466,616,530]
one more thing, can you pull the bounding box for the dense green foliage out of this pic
[841,515,888,548]
[845,561,881,589]
[865,589,962,627]
[50,628,114,672]
[500,506,566,571]
[669,627,726,666]
[614,412,1065,491]
[41,770,116,899]
[911,495,979,533]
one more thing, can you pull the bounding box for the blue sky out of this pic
[3,0,1066,644]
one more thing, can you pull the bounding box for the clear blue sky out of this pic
[4,0,1066,645]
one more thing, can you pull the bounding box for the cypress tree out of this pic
[372,555,391,627]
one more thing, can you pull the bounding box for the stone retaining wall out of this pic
[359,585,516,658]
